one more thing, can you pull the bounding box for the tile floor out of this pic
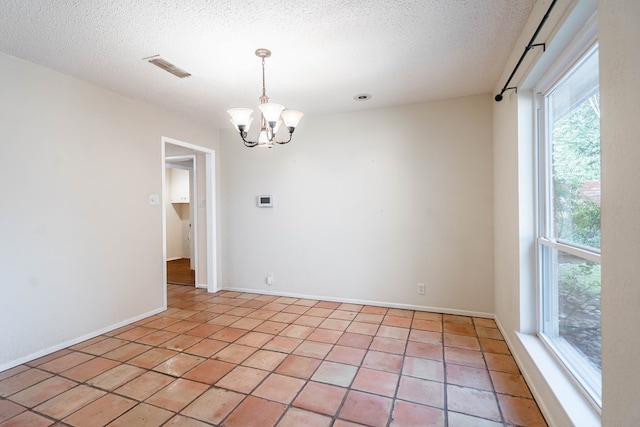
[0,286,548,426]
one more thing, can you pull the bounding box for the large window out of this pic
[537,42,601,405]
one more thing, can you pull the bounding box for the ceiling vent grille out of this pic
[146,56,191,78]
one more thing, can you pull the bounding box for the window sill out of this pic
[516,332,601,427]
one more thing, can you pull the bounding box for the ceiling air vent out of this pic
[145,56,191,78]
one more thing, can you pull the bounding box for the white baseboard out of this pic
[0,306,166,373]
[220,286,494,319]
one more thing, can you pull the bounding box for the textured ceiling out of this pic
[0,0,535,130]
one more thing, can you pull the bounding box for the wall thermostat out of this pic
[257,195,273,207]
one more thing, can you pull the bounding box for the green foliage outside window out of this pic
[552,93,601,249]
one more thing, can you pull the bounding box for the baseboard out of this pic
[0,306,166,373]
[220,286,494,319]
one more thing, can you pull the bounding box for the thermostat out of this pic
[257,195,273,207]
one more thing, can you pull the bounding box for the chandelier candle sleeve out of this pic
[227,48,303,148]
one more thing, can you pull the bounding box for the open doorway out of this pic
[162,137,217,305]
[165,156,196,286]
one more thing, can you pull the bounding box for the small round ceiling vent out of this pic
[353,93,372,101]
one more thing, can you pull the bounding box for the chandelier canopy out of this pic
[227,49,304,148]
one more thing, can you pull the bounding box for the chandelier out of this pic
[227,49,304,148]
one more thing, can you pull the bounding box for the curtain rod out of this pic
[495,0,558,102]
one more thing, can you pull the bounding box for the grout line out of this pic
[441,324,449,427]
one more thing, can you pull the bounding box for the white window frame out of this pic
[535,17,601,409]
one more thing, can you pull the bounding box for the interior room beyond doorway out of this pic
[165,157,196,286]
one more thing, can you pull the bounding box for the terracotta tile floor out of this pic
[0,286,548,426]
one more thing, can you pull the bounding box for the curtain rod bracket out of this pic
[494,87,518,102]
[530,43,547,52]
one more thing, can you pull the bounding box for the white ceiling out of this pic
[0,0,535,130]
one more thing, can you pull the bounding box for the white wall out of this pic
[600,0,640,424]
[220,95,494,314]
[0,52,218,369]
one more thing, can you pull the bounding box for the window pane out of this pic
[548,49,600,250]
[541,246,601,399]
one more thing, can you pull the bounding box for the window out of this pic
[537,42,601,405]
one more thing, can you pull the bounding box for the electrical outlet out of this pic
[267,272,273,286]
[417,283,425,295]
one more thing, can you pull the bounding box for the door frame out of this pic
[161,137,217,307]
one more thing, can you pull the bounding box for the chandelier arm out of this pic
[274,129,294,145]
[240,131,258,147]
